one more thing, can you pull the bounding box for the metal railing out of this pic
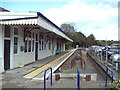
[44,67,52,90]
[77,68,80,90]
[105,67,114,87]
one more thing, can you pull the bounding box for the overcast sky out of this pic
[1,0,119,40]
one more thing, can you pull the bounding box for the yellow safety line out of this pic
[23,50,72,78]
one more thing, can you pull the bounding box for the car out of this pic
[110,53,120,71]
[108,46,120,60]
[97,47,104,53]
[88,45,98,52]
[102,46,111,57]
[109,46,120,54]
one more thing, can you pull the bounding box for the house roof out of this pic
[0,12,73,42]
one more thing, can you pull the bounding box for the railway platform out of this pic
[0,48,118,89]
[1,49,76,88]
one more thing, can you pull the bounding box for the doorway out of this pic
[4,40,10,70]
[52,39,54,55]
[35,42,38,61]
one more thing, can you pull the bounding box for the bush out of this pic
[109,80,120,88]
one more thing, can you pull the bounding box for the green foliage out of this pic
[65,31,88,48]
[86,34,97,47]
[97,40,119,46]
[109,80,120,88]
[65,42,73,50]
[87,34,96,40]
[60,23,118,49]
[60,23,76,32]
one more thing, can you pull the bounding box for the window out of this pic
[14,37,18,54]
[28,41,31,52]
[14,28,18,54]
[24,30,28,53]
[41,34,44,51]
[52,39,54,50]
[44,35,47,50]
[44,42,46,50]
[25,41,27,53]
[14,28,18,35]
[32,33,34,52]
[4,25,10,38]
[28,33,31,52]
[39,33,41,51]
[24,29,34,53]
[49,40,51,50]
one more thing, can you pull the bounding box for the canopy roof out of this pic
[0,12,73,42]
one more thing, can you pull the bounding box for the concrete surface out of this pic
[0,49,114,89]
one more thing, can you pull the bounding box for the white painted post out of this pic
[0,25,4,73]
[101,51,102,60]
[116,63,118,71]
[76,45,79,48]
[63,43,65,51]
[106,51,108,62]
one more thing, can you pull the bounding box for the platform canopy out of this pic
[0,12,73,42]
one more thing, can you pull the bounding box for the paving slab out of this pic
[1,51,71,88]
[49,78,77,88]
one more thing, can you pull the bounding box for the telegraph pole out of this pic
[106,37,108,62]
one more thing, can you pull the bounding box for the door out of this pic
[52,39,54,55]
[35,42,38,60]
[4,40,10,70]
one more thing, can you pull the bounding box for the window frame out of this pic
[39,33,42,51]
[28,32,32,52]
[4,25,11,38]
[32,32,34,52]
[13,27,19,54]
[41,34,44,51]
[43,35,47,50]
[24,28,34,53]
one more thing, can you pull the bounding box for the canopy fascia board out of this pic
[0,12,73,42]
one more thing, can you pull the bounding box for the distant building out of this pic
[0,9,73,73]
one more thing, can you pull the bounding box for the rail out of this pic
[44,67,52,90]
[105,67,114,87]
[77,68,80,90]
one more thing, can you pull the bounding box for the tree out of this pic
[87,34,97,47]
[60,23,101,49]
[60,23,89,49]
[60,23,76,32]
[87,34,96,40]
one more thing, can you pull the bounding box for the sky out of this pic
[0,0,119,40]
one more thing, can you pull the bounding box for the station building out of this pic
[0,11,73,73]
